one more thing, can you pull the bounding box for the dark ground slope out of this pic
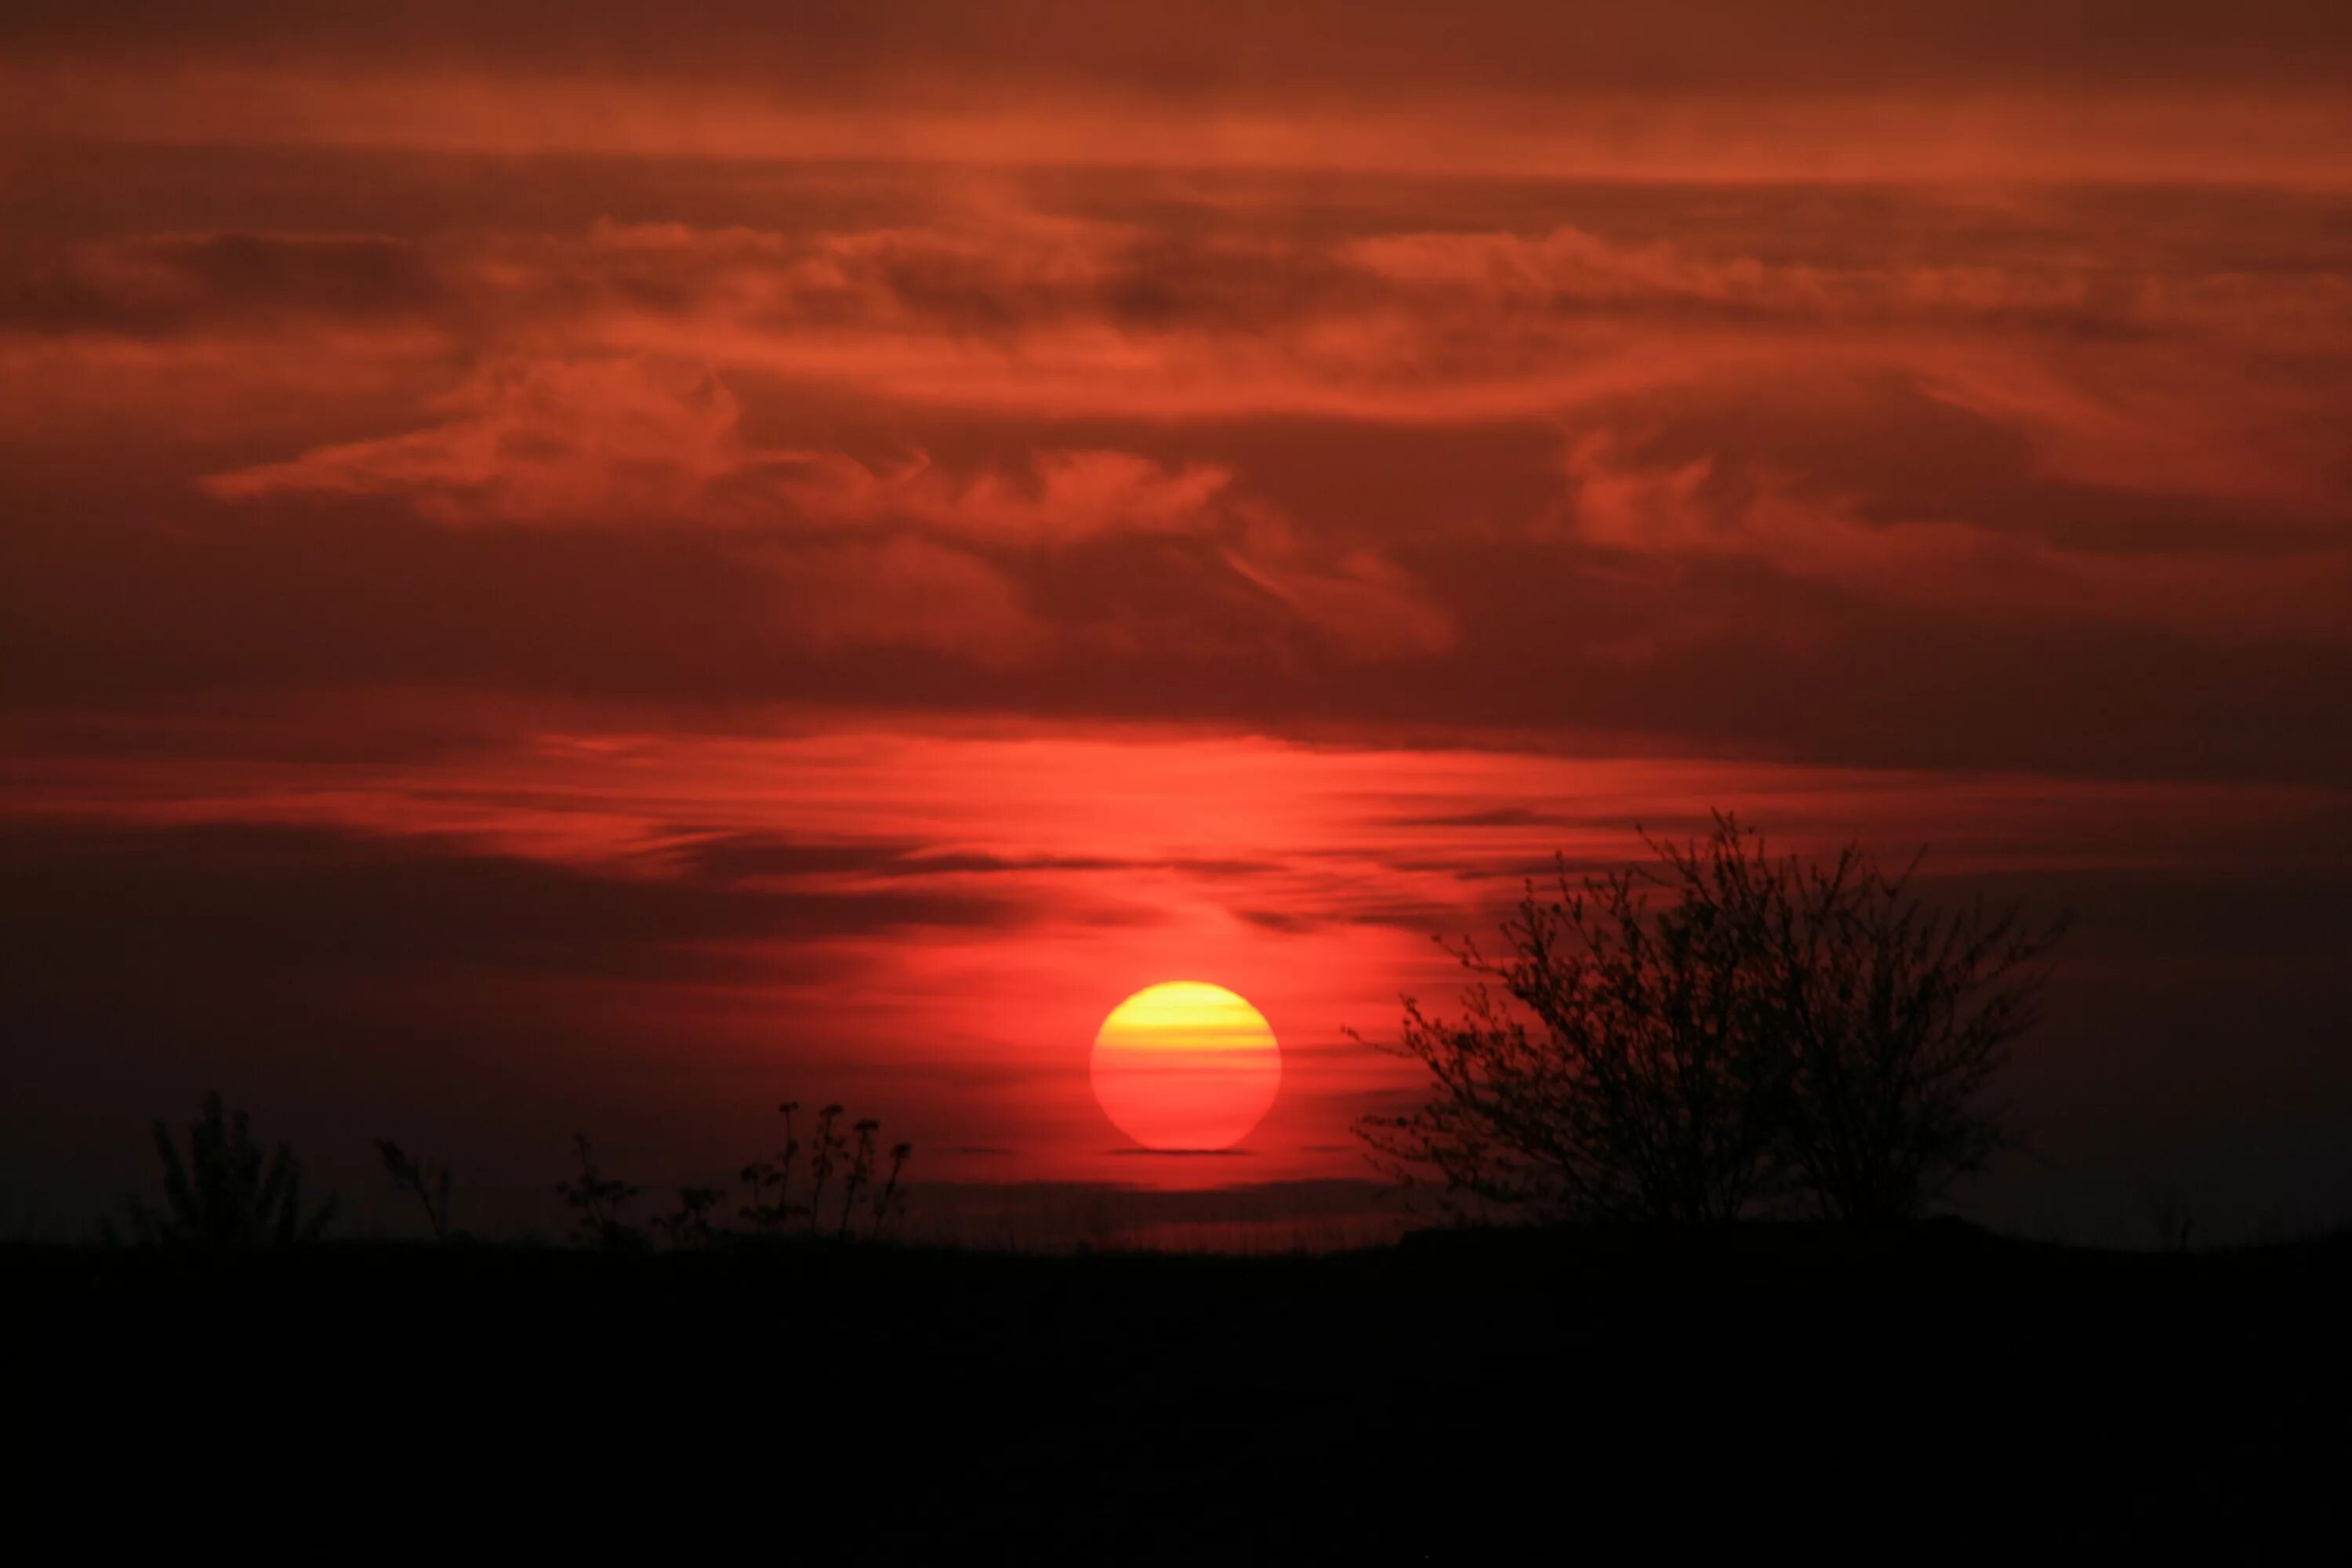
[10,1222,2346,1558]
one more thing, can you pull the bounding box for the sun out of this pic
[1091,982,1282,1151]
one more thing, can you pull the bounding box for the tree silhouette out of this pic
[1360,815,2064,1224]
[1359,821,1783,1221]
[121,1091,337,1247]
[1762,834,2067,1220]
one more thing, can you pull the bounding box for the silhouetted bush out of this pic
[116,1091,337,1247]
[1362,815,2064,1224]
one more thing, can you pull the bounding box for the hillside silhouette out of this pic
[13,1220,2344,1556]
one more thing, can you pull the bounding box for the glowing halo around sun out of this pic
[1090,982,1282,1151]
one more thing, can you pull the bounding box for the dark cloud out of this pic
[1387,807,1577,829]
[1234,908,1319,935]
[0,232,448,338]
[1234,899,1470,937]
[898,850,1276,879]
[0,818,1025,988]
[672,835,927,882]
[5,2,2350,95]
[17,194,2348,355]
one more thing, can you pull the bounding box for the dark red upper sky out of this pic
[3,3,2348,1244]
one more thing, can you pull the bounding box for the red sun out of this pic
[1090,982,1283,1150]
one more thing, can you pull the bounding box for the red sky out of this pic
[4,3,2350,1244]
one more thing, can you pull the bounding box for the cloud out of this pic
[9,3,2352,96]
[1222,510,1455,660]
[1557,431,2352,645]
[16,201,2335,440]
[14,202,2339,487]
[0,231,448,338]
[198,350,1447,666]
[6,5,2352,186]
[779,448,1236,545]
[1232,908,1319,935]
[1915,348,2351,519]
[676,833,1281,882]
[771,537,1043,666]
[670,835,927,881]
[201,357,750,524]
[0,818,1032,986]
[7,150,2352,784]
[1385,807,1582,830]
[1342,226,2122,332]
[199,351,1243,543]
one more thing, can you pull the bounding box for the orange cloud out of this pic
[197,353,1451,666]
[201,358,748,524]
[1221,509,1456,661]
[774,537,1042,666]
[778,449,1236,546]
[8,80,2351,782]
[1559,432,2352,644]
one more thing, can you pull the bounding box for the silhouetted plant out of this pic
[557,1133,643,1251]
[739,1100,804,1233]
[1361,815,2064,1224]
[837,1118,880,1239]
[119,1091,336,1248]
[652,1185,723,1250]
[806,1104,845,1232]
[565,1100,909,1250]
[739,1158,778,1228]
[872,1142,913,1239]
[376,1139,452,1242]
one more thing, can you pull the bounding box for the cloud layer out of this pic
[8,171,2348,781]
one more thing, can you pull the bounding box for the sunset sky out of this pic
[5,3,2349,1244]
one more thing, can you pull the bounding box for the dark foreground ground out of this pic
[12,1221,2347,1558]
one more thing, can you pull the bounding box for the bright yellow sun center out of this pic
[1090,981,1282,1151]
